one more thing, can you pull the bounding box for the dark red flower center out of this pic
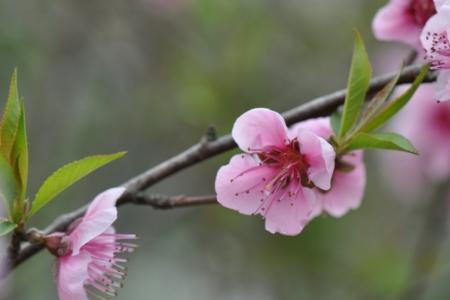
[229,139,315,215]
[256,138,313,188]
[409,0,436,26]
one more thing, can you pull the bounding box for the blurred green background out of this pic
[1,0,450,299]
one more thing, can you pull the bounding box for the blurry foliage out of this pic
[1,0,449,300]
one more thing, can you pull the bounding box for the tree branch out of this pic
[130,193,217,209]
[6,63,436,274]
[8,194,217,270]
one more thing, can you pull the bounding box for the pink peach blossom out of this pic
[373,0,436,48]
[381,84,450,198]
[420,0,450,101]
[215,108,336,235]
[45,187,137,300]
[290,118,367,218]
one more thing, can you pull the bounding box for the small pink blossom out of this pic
[420,0,450,101]
[381,84,450,198]
[373,0,436,49]
[215,108,336,236]
[290,118,367,218]
[45,187,137,300]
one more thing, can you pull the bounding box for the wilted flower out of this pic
[44,187,137,300]
[291,118,367,218]
[373,0,436,49]
[215,108,336,236]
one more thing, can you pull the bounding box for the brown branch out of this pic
[8,194,217,270]
[7,63,436,274]
[130,193,217,209]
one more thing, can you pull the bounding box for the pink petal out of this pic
[435,0,450,11]
[289,117,333,139]
[379,84,450,198]
[373,0,422,47]
[318,151,366,217]
[57,251,91,300]
[290,118,332,219]
[297,130,335,190]
[69,187,125,255]
[215,154,277,215]
[436,70,450,102]
[420,11,450,51]
[232,108,289,152]
[308,195,324,220]
[264,187,316,236]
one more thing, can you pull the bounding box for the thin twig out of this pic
[130,193,217,209]
[7,63,436,274]
[9,194,217,270]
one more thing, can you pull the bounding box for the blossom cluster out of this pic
[374,0,450,102]
[373,0,450,196]
[215,108,366,236]
[2,2,449,300]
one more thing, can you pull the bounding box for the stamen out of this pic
[82,231,136,298]
[424,31,450,70]
[236,137,314,216]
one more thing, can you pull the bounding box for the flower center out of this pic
[229,138,314,215]
[409,0,436,26]
[255,138,313,189]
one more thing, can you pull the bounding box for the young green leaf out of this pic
[338,31,372,138]
[361,68,401,122]
[360,65,429,133]
[28,152,126,218]
[0,69,21,161]
[11,104,28,199]
[0,220,17,236]
[10,105,28,222]
[0,153,18,213]
[345,132,418,154]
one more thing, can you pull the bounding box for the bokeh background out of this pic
[1,0,450,299]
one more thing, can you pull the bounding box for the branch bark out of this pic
[130,193,217,209]
[6,63,436,274]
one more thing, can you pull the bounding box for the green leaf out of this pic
[0,152,18,213]
[11,104,28,222]
[0,69,21,162]
[12,104,28,198]
[28,152,126,218]
[330,111,342,136]
[361,68,401,122]
[345,132,418,154]
[338,31,372,138]
[0,220,17,236]
[360,65,429,133]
